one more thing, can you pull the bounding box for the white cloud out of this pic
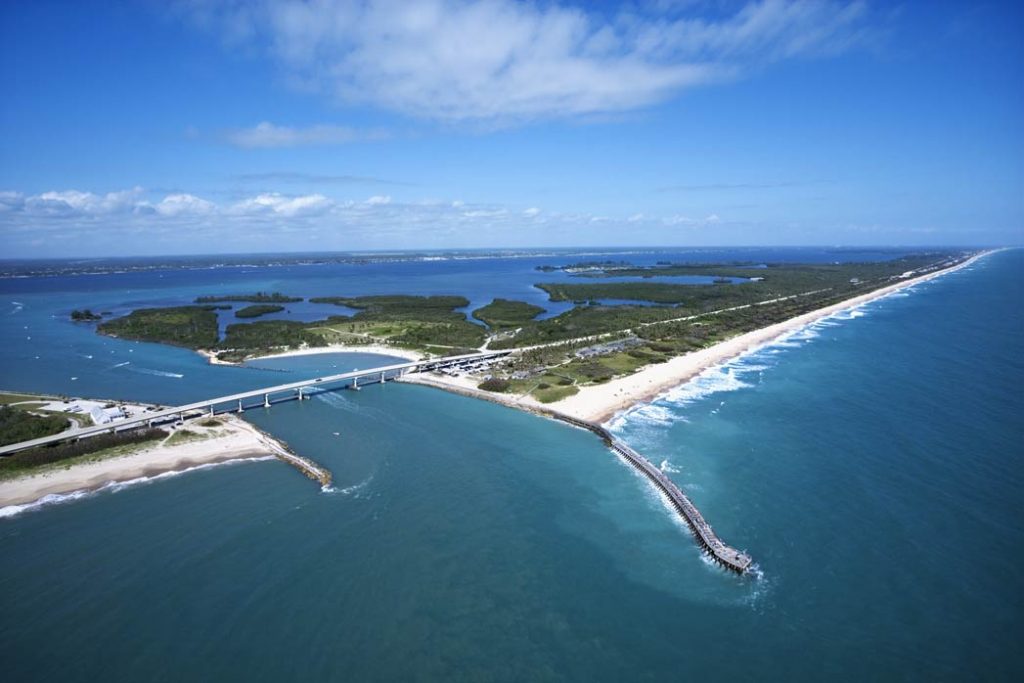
[230,192,333,216]
[225,121,388,148]
[0,185,737,253]
[20,188,145,216]
[155,193,216,216]
[180,0,873,124]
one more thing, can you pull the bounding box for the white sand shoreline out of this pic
[0,415,283,509]
[411,251,993,425]
[199,344,424,365]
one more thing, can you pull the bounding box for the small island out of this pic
[472,298,545,329]
[70,309,102,322]
[235,304,286,319]
[195,292,302,304]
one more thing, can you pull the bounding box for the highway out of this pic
[0,350,510,455]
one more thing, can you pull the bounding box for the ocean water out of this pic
[0,249,1021,680]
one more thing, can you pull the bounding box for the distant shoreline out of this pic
[408,250,994,425]
[198,343,424,366]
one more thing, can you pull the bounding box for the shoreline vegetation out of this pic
[401,251,991,424]
[0,413,294,508]
[93,251,985,406]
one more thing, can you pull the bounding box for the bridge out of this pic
[0,350,511,456]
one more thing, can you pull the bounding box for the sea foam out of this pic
[0,456,274,519]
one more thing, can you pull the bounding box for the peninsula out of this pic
[0,392,313,508]
[90,250,983,423]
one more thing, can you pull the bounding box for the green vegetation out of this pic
[472,298,545,328]
[217,320,325,362]
[478,378,511,392]
[0,406,69,446]
[538,255,960,306]
[533,385,579,403]
[89,251,972,385]
[165,429,206,446]
[490,304,660,349]
[196,292,301,303]
[98,306,219,349]
[310,295,486,350]
[0,428,166,478]
[0,392,51,405]
[70,309,102,321]
[311,294,469,313]
[235,304,286,319]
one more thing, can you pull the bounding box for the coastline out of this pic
[0,415,281,509]
[411,251,992,425]
[199,343,424,366]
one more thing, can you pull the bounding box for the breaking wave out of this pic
[609,285,916,432]
[0,456,274,519]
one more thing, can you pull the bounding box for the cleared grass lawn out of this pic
[532,385,579,403]
[10,402,48,411]
[165,429,209,446]
[0,393,50,405]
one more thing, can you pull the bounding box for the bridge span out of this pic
[0,350,510,455]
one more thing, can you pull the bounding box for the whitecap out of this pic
[0,456,274,519]
[659,459,681,474]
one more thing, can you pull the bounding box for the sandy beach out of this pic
[200,343,425,365]
[411,251,992,425]
[0,415,281,508]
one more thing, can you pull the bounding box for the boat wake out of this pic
[128,366,184,379]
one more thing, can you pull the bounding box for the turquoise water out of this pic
[1,250,1021,680]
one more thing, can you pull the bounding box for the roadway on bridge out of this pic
[0,350,510,455]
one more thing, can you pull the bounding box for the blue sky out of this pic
[1,0,1021,257]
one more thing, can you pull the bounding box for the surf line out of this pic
[401,376,753,574]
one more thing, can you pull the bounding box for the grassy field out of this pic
[165,429,209,446]
[310,295,487,349]
[0,393,51,405]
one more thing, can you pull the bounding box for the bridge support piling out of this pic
[237,399,244,413]
[209,405,214,418]
[298,387,304,401]
[380,372,386,384]
[264,394,270,408]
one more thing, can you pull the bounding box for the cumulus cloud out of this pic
[225,121,388,148]
[178,0,873,123]
[0,186,731,252]
[230,192,334,216]
[155,193,217,216]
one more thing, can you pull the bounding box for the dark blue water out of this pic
[0,248,1020,680]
